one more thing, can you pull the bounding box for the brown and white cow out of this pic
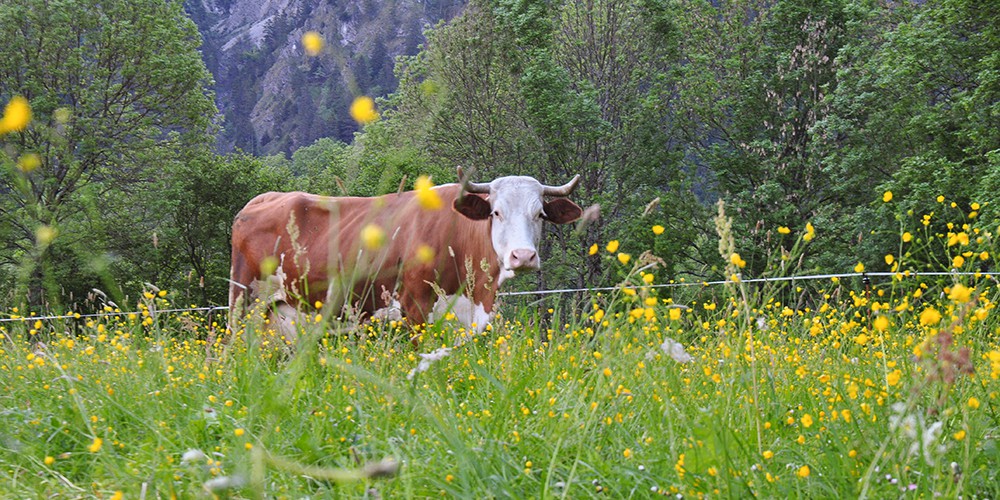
[228,167,582,338]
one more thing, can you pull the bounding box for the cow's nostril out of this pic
[510,249,539,269]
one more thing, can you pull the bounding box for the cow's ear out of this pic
[454,193,491,220]
[543,198,583,224]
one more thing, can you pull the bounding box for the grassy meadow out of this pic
[2,204,1000,499]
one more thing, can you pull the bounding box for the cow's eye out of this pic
[492,210,501,218]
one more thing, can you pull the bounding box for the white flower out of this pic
[407,347,452,380]
[660,337,693,363]
[181,449,207,464]
[204,475,246,492]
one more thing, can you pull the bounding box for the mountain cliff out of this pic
[184,0,464,155]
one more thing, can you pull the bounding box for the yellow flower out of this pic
[873,315,889,332]
[902,232,913,243]
[797,465,810,478]
[777,226,791,234]
[854,262,865,273]
[652,225,664,235]
[803,222,815,242]
[260,255,279,276]
[17,153,40,173]
[414,175,443,210]
[884,254,894,265]
[88,437,103,453]
[886,369,901,386]
[948,284,972,303]
[668,308,681,321]
[953,429,966,441]
[623,448,633,459]
[919,307,942,326]
[762,450,774,459]
[617,253,631,265]
[801,414,814,428]
[415,244,435,264]
[234,428,245,437]
[302,31,324,56]
[110,492,123,500]
[349,96,379,124]
[0,95,31,134]
[730,252,746,268]
[883,191,893,202]
[35,225,57,246]
[968,397,980,409]
[360,224,386,250]
[936,195,945,203]
[606,240,620,253]
[588,243,598,255]
[44,456,55,465]
[952,255,965,268]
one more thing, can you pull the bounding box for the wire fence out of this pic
[1,270,992,324]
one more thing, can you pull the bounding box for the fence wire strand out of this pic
[1,270,992,324]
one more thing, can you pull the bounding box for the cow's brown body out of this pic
[229,185,501,327]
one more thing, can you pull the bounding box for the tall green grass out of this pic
[2,204,1000,498]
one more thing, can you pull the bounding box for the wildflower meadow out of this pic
[2,197,999,499]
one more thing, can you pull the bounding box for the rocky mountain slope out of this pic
[184,0,464,155]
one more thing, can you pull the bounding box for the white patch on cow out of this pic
[372,299,403,321]
[496,268,516,287]
[429,294,493,333]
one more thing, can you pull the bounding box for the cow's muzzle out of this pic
[508,248,540,271]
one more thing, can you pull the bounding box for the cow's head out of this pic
[454,166,583,274]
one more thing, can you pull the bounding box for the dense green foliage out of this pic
[2,0,998,311]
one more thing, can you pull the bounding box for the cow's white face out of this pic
[454,175,583,276]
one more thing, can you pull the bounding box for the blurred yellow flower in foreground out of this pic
[882,191,893,202]
[415,175,443,210]
[360,224,386,250]
[0,95,31,134]
[416,244,435,264]
[302,31,324,56]
[948,284,972,303]
[36,225,57,246]
[651,225,664,235]
[873,315,889,332]
[17,153,40,173]
[350,96,379,124]
[919,307,941,326]
[88,437,103,453]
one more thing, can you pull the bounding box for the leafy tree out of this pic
[673,0,850,276]
[0,0,216,306]
[290,137,351,195]
[820,0,1000,270]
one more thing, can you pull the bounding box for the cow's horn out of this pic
[542,175,581,197]
[457,166,491,193]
